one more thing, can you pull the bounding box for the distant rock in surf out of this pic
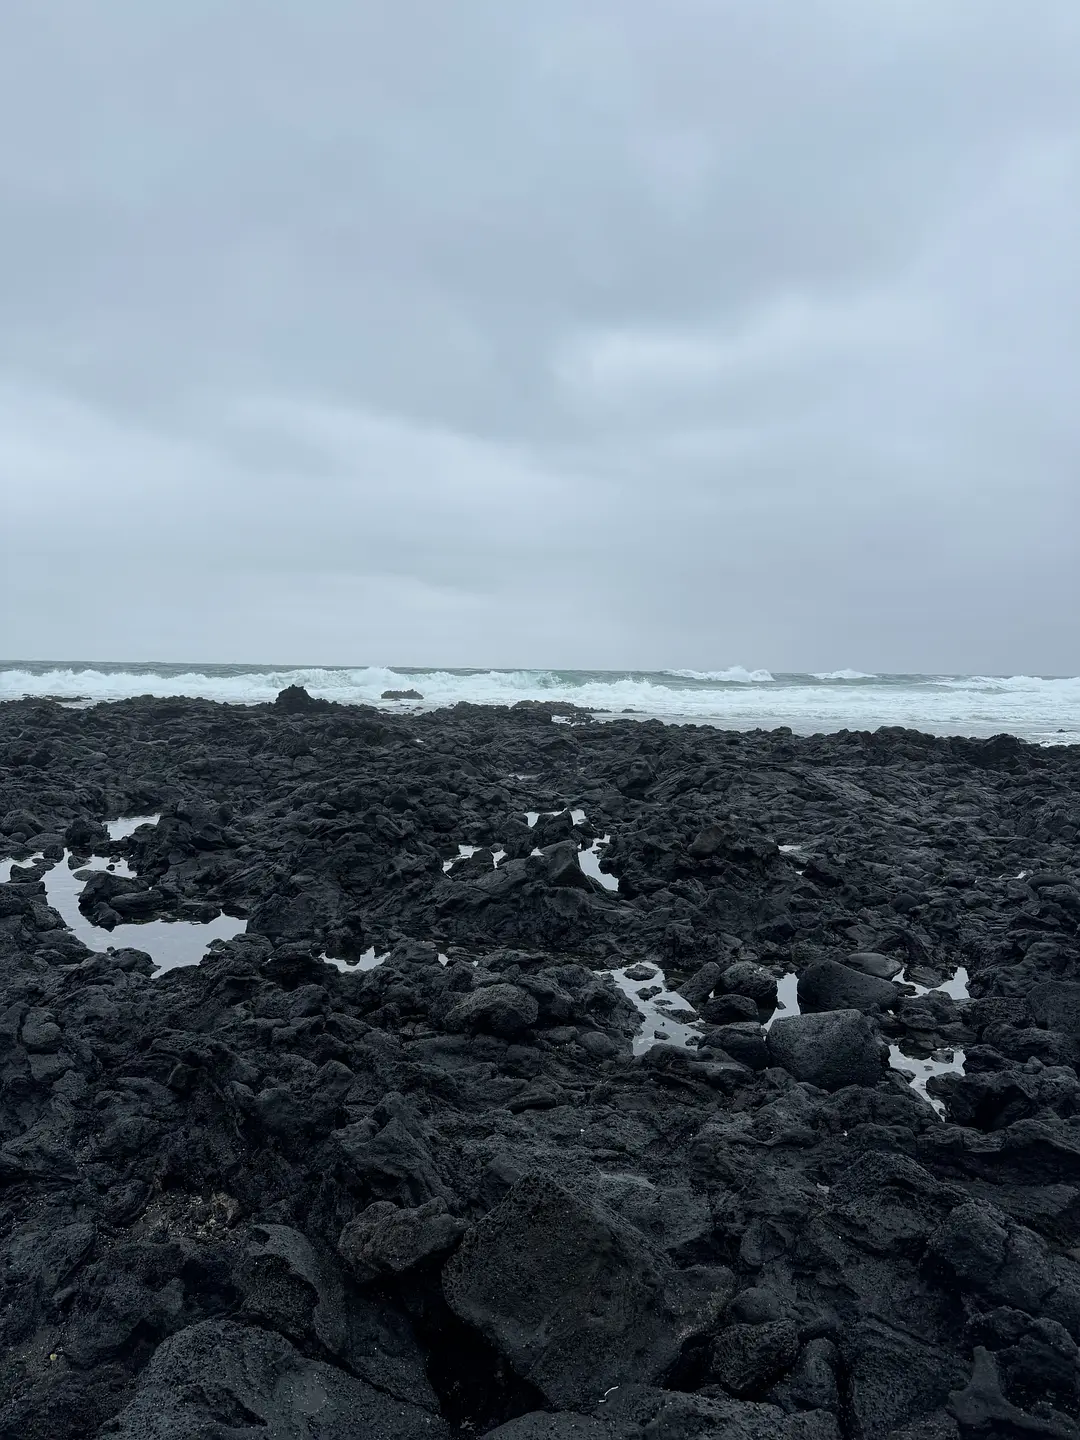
[381,688,424,700]
[274,684,331,712]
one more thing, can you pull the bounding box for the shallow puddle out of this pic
[442,845,508,873]
[898,964,970,1001]
[578,837,618,891]
[444,816,613,890]
[0,857,39,884]
[319,945,706,1054]
[525,807,586,829]
[321,947,389,974]
[763,971,800,1030]
[889,964,970,1114]
[4,816,969,1103]
[1,814,245,974]
[605,964,702,1054]
[108,814,161,841]
[443,844,481,873]
[778,843,810,867]
[44,856,246,973]
[760,965,967,1115]
[888,1044,966,1117]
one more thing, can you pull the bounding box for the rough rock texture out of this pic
[797,958,901,1014]
[0,693,1078,1436]
[106,1318,449,1438]
[766,1009,887,1090]
[443,1174,732,1407]
[338,1199,467,1282]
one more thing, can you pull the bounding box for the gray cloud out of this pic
[2,0,1078,670]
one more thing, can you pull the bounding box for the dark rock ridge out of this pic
[0,691,1078,1437]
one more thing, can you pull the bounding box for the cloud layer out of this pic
[3,0,1078,670]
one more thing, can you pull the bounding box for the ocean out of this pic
[1,662,1077,744]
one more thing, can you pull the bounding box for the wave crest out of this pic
[1,665,1078,743]
[666,667,775,683]
[812,669,878,681]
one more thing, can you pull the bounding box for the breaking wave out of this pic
[812,669,878,681]
[666,667,775,683]
[2,663,1078,743]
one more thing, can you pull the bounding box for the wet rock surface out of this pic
[0,694,1078,1436]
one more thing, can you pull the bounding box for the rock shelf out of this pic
[0,693,1079,1437]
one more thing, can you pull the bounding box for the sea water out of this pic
[1,662,1078,743]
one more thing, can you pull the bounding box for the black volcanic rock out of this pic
[108,1318,450,1439]
[718,960,778,1008]
[444,982,540,1037]
[766,1009,888,1089]
[443,1175,732,1408]
[797,957,901,1014]
[0,692,1079,1436]
[274,683,331,712]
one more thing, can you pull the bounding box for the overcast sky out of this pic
[2,0,1078,673]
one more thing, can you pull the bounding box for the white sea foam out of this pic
[2,665,1078,742]
[812,669,878,681]
[943,673,1078,693]
[666,667,775,683]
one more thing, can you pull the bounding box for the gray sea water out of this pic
[2,662,1077,743]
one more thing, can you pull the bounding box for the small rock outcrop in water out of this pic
[274,683,331,712]
[382,688,425,700]
[1,695,1080,1437]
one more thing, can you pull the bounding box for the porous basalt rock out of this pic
[0,694,1078,1437]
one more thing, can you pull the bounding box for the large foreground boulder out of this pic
[842,1319,967,1440]
[483,1385,842,1440]
[443,1176,733,1409]
[107,1318,449,1439]
[766,1010,886,1091]
[481,1417,609,1439]
[927,1200,1080,1338]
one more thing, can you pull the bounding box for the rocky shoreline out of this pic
[1,688,1079,1438]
